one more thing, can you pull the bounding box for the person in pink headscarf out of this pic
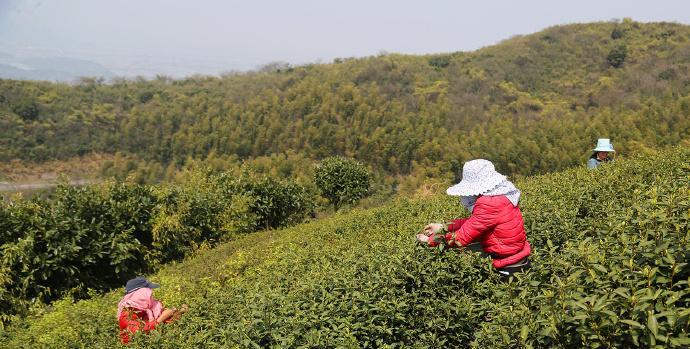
[117,276,188,344]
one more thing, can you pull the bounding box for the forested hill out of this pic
[1,20,689,181]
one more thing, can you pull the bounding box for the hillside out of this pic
[2,147,688,348]
[1,20,689,187]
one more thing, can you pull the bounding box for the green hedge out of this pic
[2,147,689,347]
[0,170,314,323]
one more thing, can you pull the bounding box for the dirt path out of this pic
[0,179,97,192]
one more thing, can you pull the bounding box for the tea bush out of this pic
[2,147,689,347]
[0,171,314,322]
[314,156,371,210]
[0,182,156,321]
[216,171,315,230]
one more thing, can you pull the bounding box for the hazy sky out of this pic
[1,0,690,76]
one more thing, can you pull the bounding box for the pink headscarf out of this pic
[117,287,164,321]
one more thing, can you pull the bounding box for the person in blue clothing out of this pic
[588,138,615,169]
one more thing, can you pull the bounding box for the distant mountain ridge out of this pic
[0,52,113,81]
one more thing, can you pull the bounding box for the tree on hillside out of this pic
[11,98,39,121]
[610,27,626,40]
[607,45,628,68]
[314,156,371,210]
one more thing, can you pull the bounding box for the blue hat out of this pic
[125,276,160,294]
[593,138,615,152]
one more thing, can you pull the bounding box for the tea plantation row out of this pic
[0,170,314,322]
[2,147,689,348]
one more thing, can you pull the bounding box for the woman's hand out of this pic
[416,233,430,243]
[423,223,444,235]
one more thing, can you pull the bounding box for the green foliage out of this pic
[217,171,315,230]
[658,67,678,81]
[314,156,371,209]
[150,171,255,263]
[0,170,314,321]
[611,27,626,40]
[427,54,453,69]
[607,44,628,68]
[10,98,39,121]
[4,147,689,347]
[0,181,154,318]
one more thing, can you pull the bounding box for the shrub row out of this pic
[0,170,314,323]
[2,147,689,347]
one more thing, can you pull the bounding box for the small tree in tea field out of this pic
[314,156,371,210]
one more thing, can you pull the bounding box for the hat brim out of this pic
[446,174,506,196]
[593,148,615,152]
[146,282,160,289]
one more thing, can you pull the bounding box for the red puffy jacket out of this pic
[119,308,157,344]
[428,195,531,269]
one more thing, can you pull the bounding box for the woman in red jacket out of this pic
[416,159,531,278]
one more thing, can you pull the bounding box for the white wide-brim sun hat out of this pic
[446,159,506,196]
[593,138,615,152]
